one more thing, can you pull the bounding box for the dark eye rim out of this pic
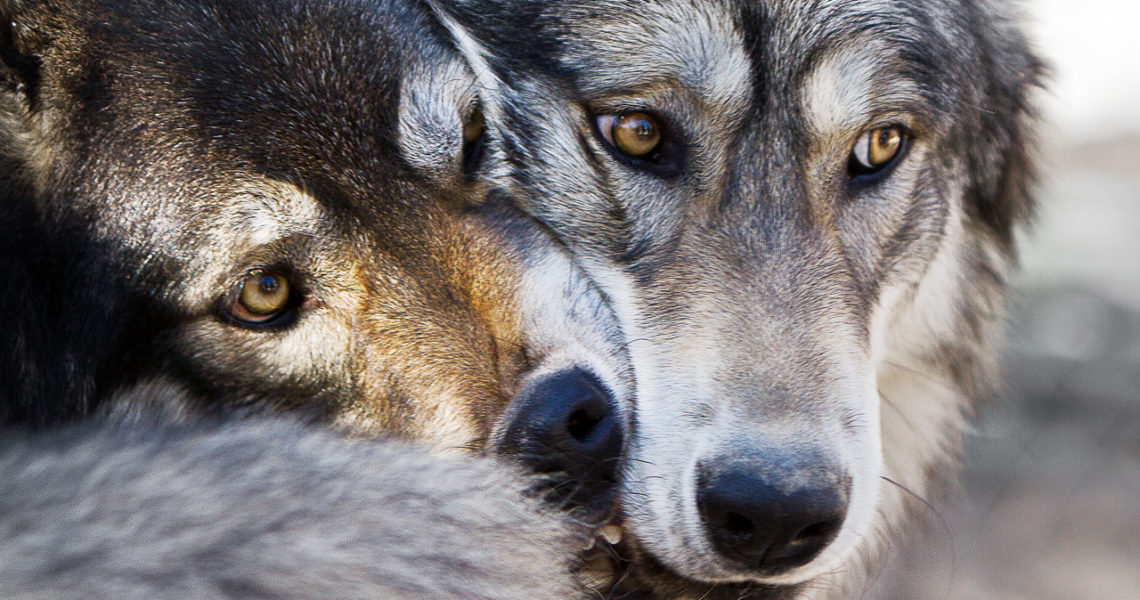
[591,110,684,179]
[846,126,911,190]
[219,268,304,331]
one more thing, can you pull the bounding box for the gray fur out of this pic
[432,0,1043,597]
[0,418,588,599]
[0,1,630,597]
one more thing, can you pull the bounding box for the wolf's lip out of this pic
[582,519,625,551]
[577,511,629,594]
[578,521,784,600]
[578,528,624,595]
[599,523,623,544]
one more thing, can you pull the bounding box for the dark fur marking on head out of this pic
[0,13,41,110]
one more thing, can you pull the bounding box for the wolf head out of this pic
[434,0,1042,596]
[0,0,633,521]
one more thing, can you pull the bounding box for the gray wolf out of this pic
[432,0,1043,597]
[0,417,589,599]
[0,0,634,519]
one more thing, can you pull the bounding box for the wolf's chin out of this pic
[577,521,812,600]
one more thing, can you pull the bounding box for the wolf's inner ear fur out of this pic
[0,9,45,115]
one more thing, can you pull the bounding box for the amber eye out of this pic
[230,272,292,325]
[850,126,905,174]
[597,111,663,158]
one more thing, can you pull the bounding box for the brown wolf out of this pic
[0,0,636,595]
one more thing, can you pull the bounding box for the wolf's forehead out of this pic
[549,0,951,114]
[799,41,933,137]
[789,6,959,137]
[556,1,750,113]
[220,179,330,247]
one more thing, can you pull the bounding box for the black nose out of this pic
[696,457,848,574]
[498,368,623,512]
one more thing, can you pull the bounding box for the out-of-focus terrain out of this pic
[869,3,1140,598]
[869,138,1140,600]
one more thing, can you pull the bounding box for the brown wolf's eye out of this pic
[851,126,905,172]
[597,112,662,158]
[231,272,292,324]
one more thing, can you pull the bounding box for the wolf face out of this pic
[435,0,1041,596]
[0,0,632,520]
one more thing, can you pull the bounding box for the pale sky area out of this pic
[1026,0,1140,143]
[1014,1,1140,312]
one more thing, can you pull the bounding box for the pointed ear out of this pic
[2,4,42,204]
[1,3,47,117]
[965,7,1047,249]
[2,2,49,187]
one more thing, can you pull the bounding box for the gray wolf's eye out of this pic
[593,110,681,178]
[597,112,662,157]
[848,126,907,181]
[223,270,297,328]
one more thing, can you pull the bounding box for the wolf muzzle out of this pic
[696,450,850,575]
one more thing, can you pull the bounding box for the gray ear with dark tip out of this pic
[1,4,43,112]
[1,3,50,186]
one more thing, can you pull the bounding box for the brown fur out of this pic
[0,0,630,455]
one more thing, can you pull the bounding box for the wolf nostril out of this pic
[566,407,602,443]
[765,517,843,565]
[723,511,755,542]
[792,521,834,546]
[809,516,842,543]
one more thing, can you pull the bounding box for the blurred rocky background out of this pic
[869,2,1140,598]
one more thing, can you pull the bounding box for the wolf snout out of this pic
[498,368,624,512]
[696,455,849,576]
